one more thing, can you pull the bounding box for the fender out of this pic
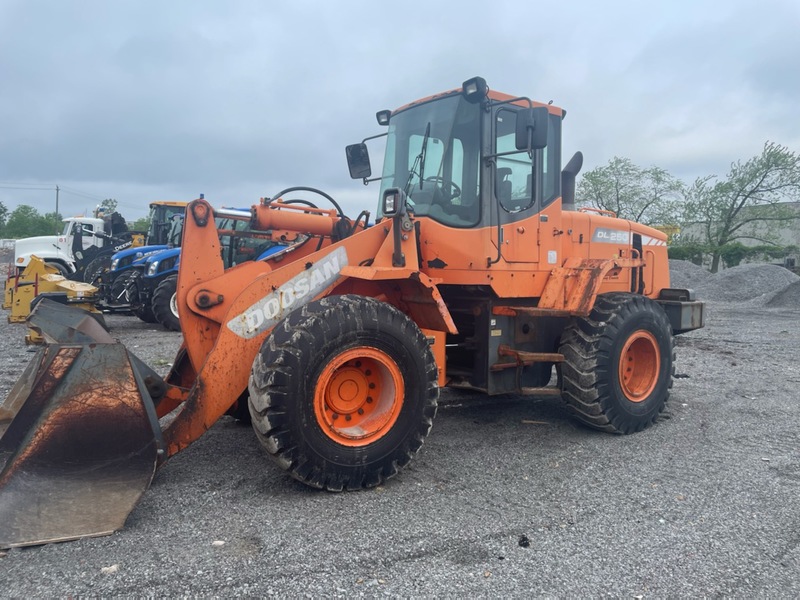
[338,265,458,336]
[538,255,646,315]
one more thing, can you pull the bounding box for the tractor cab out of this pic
[146,201,189,246]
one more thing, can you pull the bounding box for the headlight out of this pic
[147,261,159,276]
[110,258,119,270]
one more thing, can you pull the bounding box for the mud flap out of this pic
[0,300,163,548]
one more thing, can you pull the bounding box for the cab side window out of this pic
[542,113,561,206]
[495,108,534,212]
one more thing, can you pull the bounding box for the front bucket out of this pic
[0,302,163,548]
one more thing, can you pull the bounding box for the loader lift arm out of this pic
[159,197,455,459]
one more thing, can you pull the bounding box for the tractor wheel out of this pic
[152,275,180,331]
[83,257,109,284]
[248,295,439,491]
[559,292,674,434]
[126,271,158,323]
[110,270,135,305]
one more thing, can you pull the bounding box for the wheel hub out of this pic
[315,347,404,446]
[619,330,660,402]
[169,292,179,318]
[326,367,369,414]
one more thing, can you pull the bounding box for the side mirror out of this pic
[346,143,372,180]
[515,107,549,151]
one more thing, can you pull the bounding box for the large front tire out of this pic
[152,274,180,331]
[559,293,674,434]
[248,295,439,491]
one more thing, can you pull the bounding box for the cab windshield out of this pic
[147,204,187,245]
[379,95,481,227]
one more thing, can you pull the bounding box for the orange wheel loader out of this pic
[0,77,704,547]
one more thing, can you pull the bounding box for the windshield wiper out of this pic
[404,122,431,195]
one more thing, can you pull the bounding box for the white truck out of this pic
[12,212,130,276]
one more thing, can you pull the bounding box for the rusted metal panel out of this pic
[25,298,111,344]
[0,343,162,548]
[537,257,644,315]
[0,302,163,548]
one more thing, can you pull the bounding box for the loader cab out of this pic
[350,78,562,231]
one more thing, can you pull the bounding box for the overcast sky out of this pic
[1,0,798,221]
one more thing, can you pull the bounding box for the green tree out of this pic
[0,200,8,236]
[577,157,685,226]
[99,198,118,214]
[4,205,62,238]
[130,216,151,232]
[43,212,64,234]
[681,142,800,273]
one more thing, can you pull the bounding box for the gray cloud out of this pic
[1,0,798,219]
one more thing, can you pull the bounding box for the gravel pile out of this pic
[692,263,799,304]
[670,260,800,306]
[669,259,712,289]
[766,280,800,309]
[0,247,12,272]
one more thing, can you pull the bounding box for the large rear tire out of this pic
[248,295,439,491]
[152,274,180,331]
[559,292,674,434]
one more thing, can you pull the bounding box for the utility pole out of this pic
[55,185,60,233]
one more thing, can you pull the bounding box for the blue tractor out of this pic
[126,210,286,330]
[90,202,187,311]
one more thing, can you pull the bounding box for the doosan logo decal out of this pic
[226,246,348,339]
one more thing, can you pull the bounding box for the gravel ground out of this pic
[1,261,799,596]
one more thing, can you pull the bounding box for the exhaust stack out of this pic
[561,151,584,211]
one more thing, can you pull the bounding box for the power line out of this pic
[59,186,106,202]
[0,181,58,187]
[0,185,55,191]
[0,182,107,202]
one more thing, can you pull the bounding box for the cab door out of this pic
[490,106,539,265]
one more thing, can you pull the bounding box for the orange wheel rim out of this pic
[314,347,404,447]
[618,330,660,402]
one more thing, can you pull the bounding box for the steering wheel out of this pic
[423,176,461,201]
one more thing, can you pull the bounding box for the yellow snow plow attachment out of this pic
[4,256,101,324]
[0,299,164,548]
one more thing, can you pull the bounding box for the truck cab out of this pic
[13,216,106,275]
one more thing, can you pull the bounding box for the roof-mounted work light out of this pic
[462,76,488,104]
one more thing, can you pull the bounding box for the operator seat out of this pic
[497,167,513,207]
